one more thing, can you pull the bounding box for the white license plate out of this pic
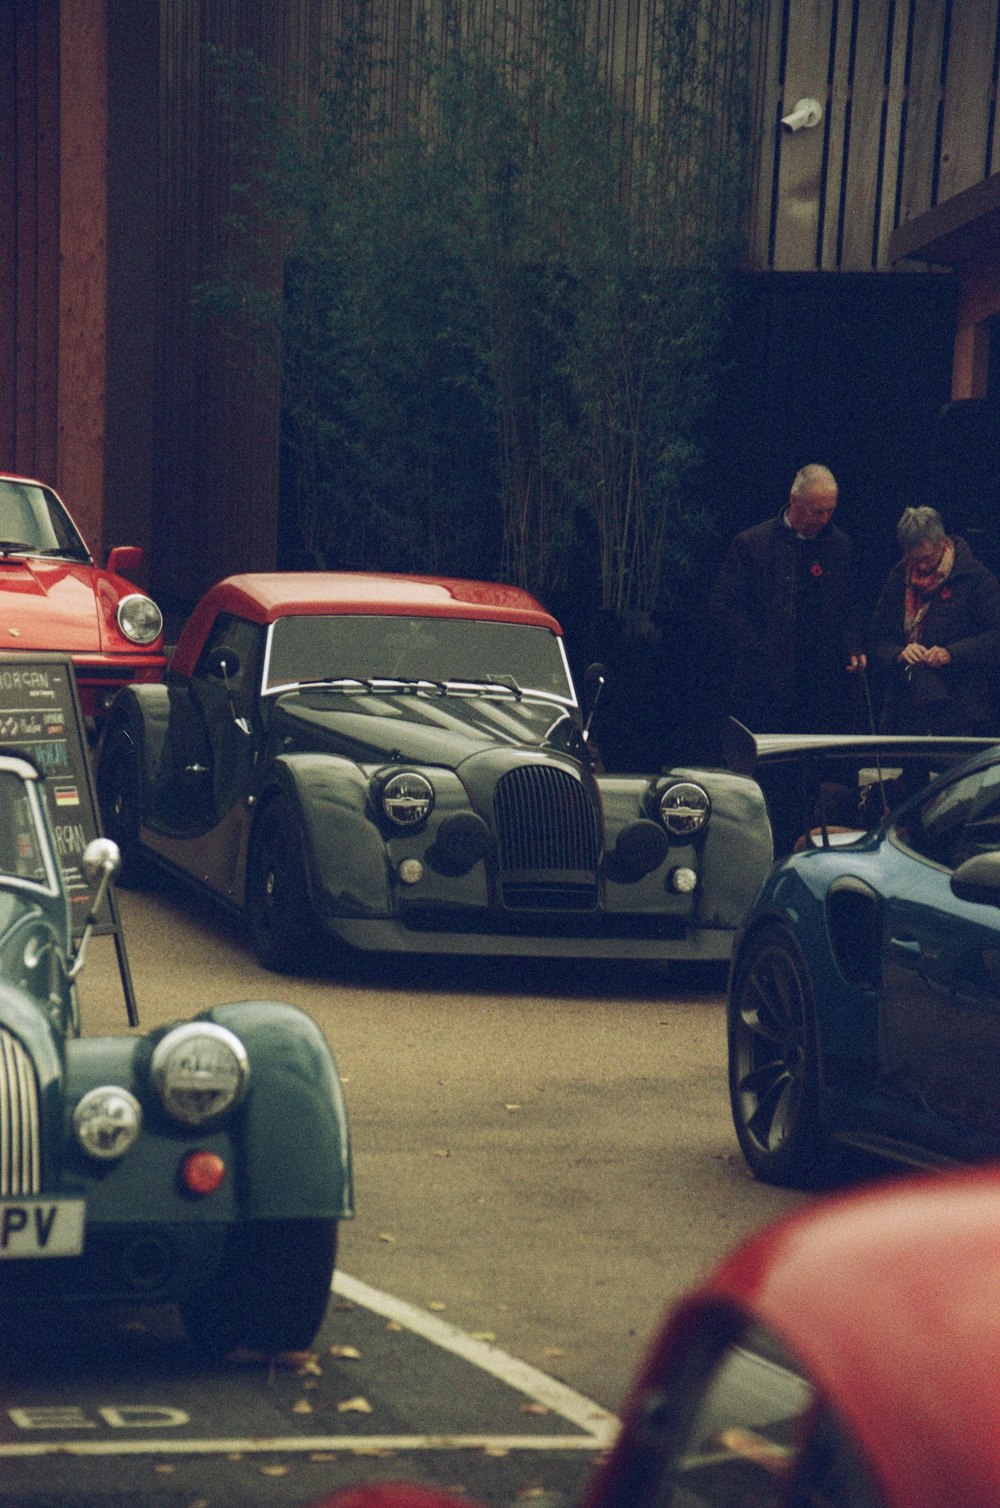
[0,1199,85,1258]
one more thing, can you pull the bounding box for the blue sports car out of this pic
[725,728,1000,1186]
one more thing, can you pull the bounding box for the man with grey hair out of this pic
[870,505,1000,734]
[711,463,866,735]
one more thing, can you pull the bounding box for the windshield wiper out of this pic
[0,540,35,558]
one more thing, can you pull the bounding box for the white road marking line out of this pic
[0,1270,620,1459]
[333,1270,618,1445]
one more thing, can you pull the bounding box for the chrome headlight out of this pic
[117,593,163,645]
[380,770,435,828]
[659,781,711,837]
[151,1023,249,1126]
[74,1087,142,1161]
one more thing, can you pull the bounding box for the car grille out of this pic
[494,765,600,910]
[0,1028,41,1196]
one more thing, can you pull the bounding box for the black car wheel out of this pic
[181,1218,338,1357]
[96,724,146,884]
[246,796,316,972]
[727,924,832,1187]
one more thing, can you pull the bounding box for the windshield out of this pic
[263,615,575,702]
[0,480,90,560]
[0,770,55,889]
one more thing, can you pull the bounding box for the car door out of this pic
[878,759,1000,1156]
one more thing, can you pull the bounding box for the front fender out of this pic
[206,1000,354,1220]
[673,769,773,928]
[101,683,174,813]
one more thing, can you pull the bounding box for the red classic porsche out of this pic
[0,474,165,725]
[311,1164,1000,1508]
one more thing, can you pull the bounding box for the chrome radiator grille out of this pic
[494,766,600,909]
[0,1028,41,1196]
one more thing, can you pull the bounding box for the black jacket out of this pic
[710,511,862,733]
[870,535,1000,735]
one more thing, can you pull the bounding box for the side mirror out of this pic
[69,839,121,981]
[205,646,241,681]
[951,852,1000,907]
[584,661,608,710]
[106,545,145,580]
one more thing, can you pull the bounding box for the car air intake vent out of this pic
[494,766,600,909]
[0,1028,41,1196]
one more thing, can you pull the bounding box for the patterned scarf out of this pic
[903,538,954,642]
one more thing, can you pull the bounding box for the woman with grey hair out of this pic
[870,506,1000,734]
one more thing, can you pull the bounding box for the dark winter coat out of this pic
[710,511,863,734]
[870,535,1000,735]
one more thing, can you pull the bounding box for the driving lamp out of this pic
[380,771,435,828]
[152,1023,249,1126]
[74,1087,142,1160]
[659,781,711,836]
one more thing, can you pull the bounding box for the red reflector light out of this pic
[181,1151,226,1195]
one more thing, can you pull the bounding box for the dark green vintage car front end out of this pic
[0,753,353,1353]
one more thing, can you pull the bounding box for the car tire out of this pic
[246,796,316,972]
[727,923,832,1188]
[181,1218,338,1357]
[96,724,146,885]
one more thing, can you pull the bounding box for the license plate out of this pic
[0,1199,85,1258]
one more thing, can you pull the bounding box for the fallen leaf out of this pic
[520,1402,550,1416]
[433,1148,451,1158]
[287,1352,323,1376]
[153,1464,175,1474]
[544,1347,566,1358]
[329,1344,363,1361]
[428,1300,447,1311]
[386,1319,403,1332]
[259,1464,290,1477]
[337,1396,374,1414]
[292,1400,314,1414]
[310,1453,339,1463]
[471,1331,497,1343]
[378,1232,397,1244]
[483,1446,509,1458]
[505,1103,522,1112]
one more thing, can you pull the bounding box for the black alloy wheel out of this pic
[246,795,315,972]
[727,923,831,1187]
[96,724,146,884]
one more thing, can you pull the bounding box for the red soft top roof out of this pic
[598,1165,1000,1508]
[171,572,561,677]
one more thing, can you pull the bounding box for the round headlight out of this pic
[74,1087,142,1161]
[151,1023,249,1126]
[117,593,163,646]
[659,781,711,837]
[380,771,435,828]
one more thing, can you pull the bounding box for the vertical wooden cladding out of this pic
[755,0,1000,271]
[157,0,338,600]
[2,2,61,479]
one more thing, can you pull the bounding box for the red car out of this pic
[313,1165,1000,1508]
[0,474,165,724]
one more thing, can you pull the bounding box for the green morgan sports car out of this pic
[95,572,774,972]
[0,751,353,1353]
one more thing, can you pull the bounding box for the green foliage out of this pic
[200,0,752,613]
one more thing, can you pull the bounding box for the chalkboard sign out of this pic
[0,654,137,1021]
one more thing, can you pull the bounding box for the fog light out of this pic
[398,858,424,885]
[670,866,698,893]
[74,1087,142,1160]
[181,1151,227,1196]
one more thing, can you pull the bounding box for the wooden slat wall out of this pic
[759,0,1000,270]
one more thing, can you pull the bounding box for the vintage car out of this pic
[313,1164,1000,1508]
[725,727,1000,1186]
[0,750,353,1354]
[94,572,773,972]
[0,473,166,726]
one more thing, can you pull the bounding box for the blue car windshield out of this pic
[0,480,89,560]
[264,615,574,702]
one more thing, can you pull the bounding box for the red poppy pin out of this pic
[940,586,952,599]
[810,562,823,577]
